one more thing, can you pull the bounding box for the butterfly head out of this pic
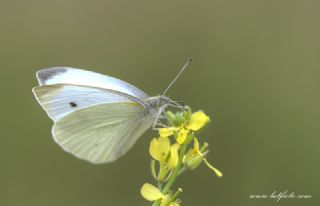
[145,95,184,113]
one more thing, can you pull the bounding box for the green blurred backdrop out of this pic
[0,0,319,205]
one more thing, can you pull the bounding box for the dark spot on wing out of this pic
[37,67,67,85]
[69,102,78,107]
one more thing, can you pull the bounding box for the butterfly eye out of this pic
[69,102,78,107]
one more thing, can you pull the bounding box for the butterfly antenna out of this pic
[162,57,193,95]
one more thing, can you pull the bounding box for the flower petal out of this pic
[160,195,170,206]
[176,128,189,144]
[149,137,170,161]
[187,111,210,131]
[193,137,200,153]
[141,183,165,201]
[159,127,177,137]
[168,143,180,169]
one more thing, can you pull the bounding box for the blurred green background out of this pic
[0,0,319,205]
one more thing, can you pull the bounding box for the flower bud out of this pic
[183,149,203,170]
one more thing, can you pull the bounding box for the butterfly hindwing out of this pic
[52,102,155,163]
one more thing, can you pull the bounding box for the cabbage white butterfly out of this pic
[32,59,192,164]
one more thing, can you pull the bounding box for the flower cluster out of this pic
[140,107,222,206]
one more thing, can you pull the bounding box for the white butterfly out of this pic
[32,60,191,164]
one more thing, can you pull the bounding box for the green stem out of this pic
[178,166,187,176]
[163,188,183,206]
[151,160,157,180]
[169,188,183,202]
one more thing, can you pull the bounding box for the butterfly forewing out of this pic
[36,67,149,100]
[33,84,144,121]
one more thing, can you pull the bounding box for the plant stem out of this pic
[169,188,183,202]
[178,166,187,176]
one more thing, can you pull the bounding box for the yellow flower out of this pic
[183,149,203,170]
[141,184,181,206]
[141,183,165,201]
[168,143,180,169]
[149,137,170,161]
[187,111,210,131]
[184,138,223,177]
[159,111,210,144]
[159,127,177,137]
[176,127,189,144]
[149,137,181,181]
[160,195,181,206]
[149,137,180,168]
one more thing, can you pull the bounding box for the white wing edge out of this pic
[35,67,149,100]
[32,86,56,121]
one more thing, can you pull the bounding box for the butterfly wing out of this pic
[36,67,148,100]
[33,68,157,163]
[32,84,145,121]
[52,102,155,163]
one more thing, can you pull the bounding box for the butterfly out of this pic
[32,59,191,164]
